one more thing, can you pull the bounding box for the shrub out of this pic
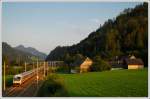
[91,56,111,72]
[70,66,80,73]
[6,75,13,86]
[2,75,13,87]
[56,65,70,73]
[74,66,80,73]
[37,74,68,97]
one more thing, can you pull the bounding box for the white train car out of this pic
[13,66,44,86]
[13,69,35,86]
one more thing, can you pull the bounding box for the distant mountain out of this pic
[2,42,34,64]
[15,45,47,60]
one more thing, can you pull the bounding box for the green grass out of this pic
[58,68,148,97]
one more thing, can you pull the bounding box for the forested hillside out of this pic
[46,3,148,66]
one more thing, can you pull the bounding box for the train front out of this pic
[13,74,22,86]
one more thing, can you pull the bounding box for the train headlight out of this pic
[36,76,39,79]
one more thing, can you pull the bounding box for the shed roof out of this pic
[125,58,144,65]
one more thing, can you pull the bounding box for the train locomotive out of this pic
[13,66,45,86]
[13,69,36,86]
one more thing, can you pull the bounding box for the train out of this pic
[13,66,44,86]
[13,69,35,86]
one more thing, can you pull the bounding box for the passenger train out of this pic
[13,66,44,86]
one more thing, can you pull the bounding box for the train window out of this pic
[14,77,21,81]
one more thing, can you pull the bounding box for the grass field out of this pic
[58,68,148,97]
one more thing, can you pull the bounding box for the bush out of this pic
[91,56,111,72]
[56,65,70,73]
[6,75,13,86]
[37,74,68,97]
[74,66,80,73]
[2,75,13,87]
[70,66,80,73]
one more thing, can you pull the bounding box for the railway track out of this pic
[3,73,44,97]
[17,75,44,97]
[16,78,36,97]
[4,76,35,97]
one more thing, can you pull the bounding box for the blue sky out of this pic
[2,2,141,54]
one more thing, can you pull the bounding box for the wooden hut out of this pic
[125,55,144,69]
[71,57,93,73]
[80,57,93,73]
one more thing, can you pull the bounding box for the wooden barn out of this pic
[80,57,93,73]
[71,57,93,73]
[125,55,144,69]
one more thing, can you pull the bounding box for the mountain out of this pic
[2,42,35,65]
[46,3,148,66]
[15,45,47,60]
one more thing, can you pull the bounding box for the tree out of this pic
[105,28,120,56]
[63,53,73,73]
[91,56,111,71]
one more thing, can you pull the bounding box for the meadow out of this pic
[58,68,148,97]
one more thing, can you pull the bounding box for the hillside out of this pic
[2,42,35,65]
[46,3,148,66]
[15,45,47,60]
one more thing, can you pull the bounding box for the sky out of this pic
[2,2,142,54]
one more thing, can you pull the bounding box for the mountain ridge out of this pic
[2,42,35,64]
[15,45,47,60]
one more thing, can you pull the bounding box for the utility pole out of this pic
[44,61,45,77]
[3,61,6,91]
[47,62,48,74]
[33,62,35,74]
[33,62,34,70]
[36,60,39,86]
[25,62,26,72]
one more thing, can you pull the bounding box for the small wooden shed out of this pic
[80,57,93,73]
[125,55,144,69]
[71,57,93,73]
